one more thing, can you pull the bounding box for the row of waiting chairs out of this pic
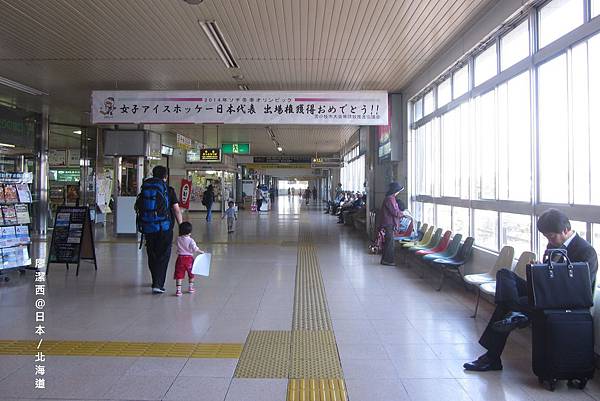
[394,222,536,318]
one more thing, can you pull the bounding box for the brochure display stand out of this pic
[47,205,97,276]
[0,172,33,282]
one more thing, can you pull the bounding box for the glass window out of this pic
[593,0,600,18]
[538,54,569,203]
[458,103,471,199]
[414,99,423,122]
[593,223,600,254]
[437,204,452,230]
[474,90,497,199]
[474,44,498,86]
[571,41,591,204]
[431,118,441,198]
[424,91,435,115]
[590,34,600,205]
[501,213,532,257]
[423,202,435,225]
[452,207,470,237]
[497,72,532,201]
[474,209,499,251]
[500,20,529,71]
[538,0,584,48]
[441,109,459,197]
[571,220,588,240]
[437,78,452,108]
[413,201,423,222]
[453,64,469,98]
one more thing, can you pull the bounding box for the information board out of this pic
[47,206,97,276]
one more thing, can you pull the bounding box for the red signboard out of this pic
[179,179,192,209]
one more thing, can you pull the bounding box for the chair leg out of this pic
[471,289,480,319]
[436,268,445,291]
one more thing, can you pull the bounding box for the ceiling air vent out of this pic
[200,21,239,69]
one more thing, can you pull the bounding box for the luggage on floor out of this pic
[531,309,594,391]
[526,248,593,310]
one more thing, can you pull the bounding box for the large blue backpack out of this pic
[135,178,171,234]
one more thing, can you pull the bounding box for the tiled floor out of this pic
[0,196,599,400]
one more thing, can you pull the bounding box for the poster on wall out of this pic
[91,90,389,126]
[49,150,67,166]
[68,149,80,166]
[179,179,192,209]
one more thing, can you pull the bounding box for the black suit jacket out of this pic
[547,233,598,290]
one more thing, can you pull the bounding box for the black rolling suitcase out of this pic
[531,309,594,391]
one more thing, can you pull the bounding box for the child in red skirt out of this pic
[174,222,204,296]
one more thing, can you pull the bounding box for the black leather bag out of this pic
[526,249,593,310]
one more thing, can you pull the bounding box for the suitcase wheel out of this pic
[567,379,588,390]
[542,379,558,392]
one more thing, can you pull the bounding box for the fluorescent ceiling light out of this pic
[0,143,16,148]
[0,76,48,96]
[199,21,239,69]
[73,130,82,135]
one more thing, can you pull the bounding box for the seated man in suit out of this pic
[464,208,598,372]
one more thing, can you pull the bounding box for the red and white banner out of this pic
[179,179,192,209]
[91,90,388,125]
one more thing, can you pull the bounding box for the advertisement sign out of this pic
[92,90,389,126]
[49,150,67,166]
[68,149,80,166]
[222,143,250,154]
[53,168,81,183]
[179,179,192,209]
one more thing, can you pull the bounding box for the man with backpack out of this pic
[135,166,183,294]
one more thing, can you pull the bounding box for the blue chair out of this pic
[431,237,474,291]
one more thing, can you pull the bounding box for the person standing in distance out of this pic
[136,166,183,294]
[256,184,264,212]
[202,184,215,222]
[379,182,404,266]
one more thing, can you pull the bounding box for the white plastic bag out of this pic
[191,253,212,276]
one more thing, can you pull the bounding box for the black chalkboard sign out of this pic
[47,206,97,276]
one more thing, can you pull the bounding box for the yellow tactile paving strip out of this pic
[287,379,348,401]
[234,331,291,378]
[0,340,242,358]
[293,245,332,331]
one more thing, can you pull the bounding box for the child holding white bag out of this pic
[174,222,204,296]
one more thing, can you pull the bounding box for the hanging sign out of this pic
[179,179,192,209]
[199,148,221,162]
[91,90,388,125]
[222,143,250,154]
[177,133,192,150]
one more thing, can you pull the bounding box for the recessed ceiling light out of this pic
[277,146,283,152]
[199,20,239,69]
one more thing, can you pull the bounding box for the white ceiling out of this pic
[0,0,496,155]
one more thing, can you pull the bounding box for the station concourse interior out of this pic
[1,0,600,400]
